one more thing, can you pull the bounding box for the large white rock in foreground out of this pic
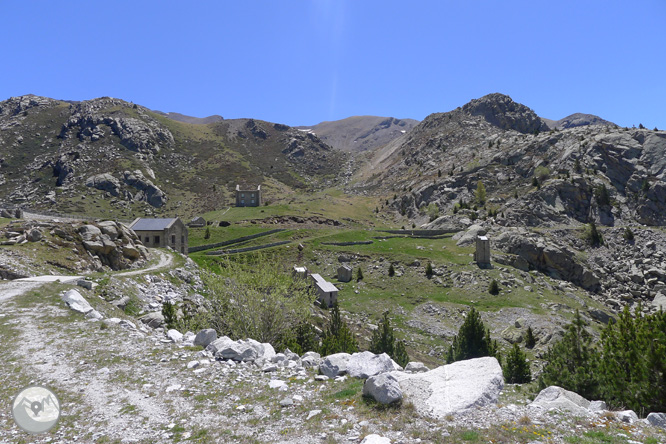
[392,356,503,418]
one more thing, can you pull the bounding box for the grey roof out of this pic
[310,273,325,283]
[316,280,339,293]
[130,218,177,231]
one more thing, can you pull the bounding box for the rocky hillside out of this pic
[0,95,346,219]
[355,93,666,228]
[152,110,224,125]
[300,116,419,153]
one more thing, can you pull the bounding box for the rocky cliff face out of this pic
[0,95,345,218]
[356,93,666,228]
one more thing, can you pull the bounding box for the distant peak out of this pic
[462,93,548,134]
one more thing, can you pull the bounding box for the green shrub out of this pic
[204,226,211,240]
[594,184,611,207]
[162,302,179,330]
[425,262,433,278]
[475,181,487,205]
[356,267,363,282]
[320,302,358,355]
[488,279,500,295]
[370,311,410,367]
[623,227,635,242]
[503,344,532,384]
[446,307,498,363]
[388,263,395,277]
[584,221,603,246]
[525,326,536,349]
[202,256,315,347]
[534,166,550,181]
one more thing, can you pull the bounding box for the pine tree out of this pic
[204,226,211,240]
[532,176,539,188]
[623,227,635,242]
[585,221,603,246]
[504,344,532,384]
[525,326,536,349]
[594,184,611,207]
[488,279,500,295]
[446,307,496,363]
[162,302,178,330]
[286,322,320,355]
[320,302,358,355]
[388,263,395,277]
[475,180,487,205]
[370,311,410,367]
[356,267,363,282]
[539,310,599,400]
[425,262,433,278]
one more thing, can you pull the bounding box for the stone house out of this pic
[235,185,262,207]
[293,265,308,279]
[337,265,353,282]
[310,273,339,307]
[129,217,188,255]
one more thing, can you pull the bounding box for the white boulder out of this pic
[320,353,352,378]
[405,362,429,373]
[193,329,217,348]
[363,373,403,405]
[647,412,666,428]
[530,386,590,415]
[166,329,183,342]
[393,356,503,418]
[360,434,391,444]
[347,351,398,379]
[61,289,93,314]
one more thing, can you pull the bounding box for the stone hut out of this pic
[337,265,353,282]
[188,216,206,228]
[293,265,308,279]
[235,185,262,207]
[310,273,339,307]
[474,235,490,265]
[129,217,188,255]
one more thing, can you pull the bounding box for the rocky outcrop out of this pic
[86,173,121,196]
[494,230,600,291]
[461,93,548,134]
[78,221,148,270]
[530,386,591,415]
[60,98,174,154]
[346,351,402,379]
[123,170,166,207]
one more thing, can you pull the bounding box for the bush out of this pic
[204,226,211,240]
[370,311,409,367]
[320,302,358,355]
[584,221,603,246]
[388,263,395,277]
[540,307,666,413]
[284,322,320,355]
[425,262,433,278]
[623,227,635,242]
[534,166,550,181]
[356,267,363,282]
[488,279,500,295]
[539,310,600,400]
[504,344,532,384]
[594,184,611,207]
[475,180,487,205]
[525,326,536,349]
[202,256,315,347]
[426,203,439,222]
[446,307,498,364]
[162,302,179,330]
[532,176,539,188]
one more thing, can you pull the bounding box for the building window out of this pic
[144,236,149,243]
[251,199,255,204]
[250,193,255,199]
[241,200,245,205]
[154,235,160,244]
[181,235,184,245]
[241,193,245,198]
[171,235,176,244]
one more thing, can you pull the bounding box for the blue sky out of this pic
[2,1,665,128]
